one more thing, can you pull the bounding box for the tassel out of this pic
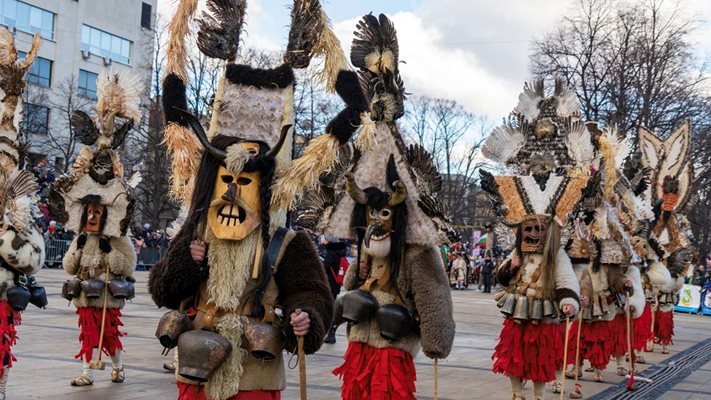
[313,9,349,93]
[355,112,377,151]
[162,123,202,204]
[0,301,20,379]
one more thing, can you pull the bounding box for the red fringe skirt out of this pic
[492,319,563,383]
[0,300,21,378]
[654,309,674,346]
[608,313,629,357]
[333,341,417,400]
[566,320,611,370]
[634,303,654,351]
[177,382,280,400]
[75,307,125,362]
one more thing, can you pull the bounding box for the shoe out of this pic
[71,374,94,386]
[565,369,582,379]
[324,328,336,344]
[551,381,562,393]
[636,355,646,364]
[662,347,669,354]
[617,367,628,376]
[584,366,594,372]
[163,362,176,372]
[111,367,125,383]
[593,370,603,382]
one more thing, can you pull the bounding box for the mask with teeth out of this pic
[207,143,262,241]
[519,215,549,254]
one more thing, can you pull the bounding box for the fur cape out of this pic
[63,234,136,309]
[149,227,333,356]
[0,226,44,299]
[342,244,455,359]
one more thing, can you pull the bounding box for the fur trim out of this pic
[204,229,258,309]
[165,0,199,81]
[554,248,580,314]
[626,265,645,319]
[271,134,340,210]
[0,226,44,275]
[313,10,350,92]
[225,64,295,88]
[224,143,250,175]
[162,74,190,127]
[482,124,526,164]
[204,315,249,400]
[646,259,671,288]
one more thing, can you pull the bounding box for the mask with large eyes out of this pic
[520,215,549,254]
[366,207,394,243]
[84,203,106,233]
[207,142,262,241]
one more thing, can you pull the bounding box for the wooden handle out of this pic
[560,316,571,400]
[296,308,307,400]
[434,358,439,400]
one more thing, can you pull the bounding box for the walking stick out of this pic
[89,263,110,370]
[648,288,657,352]
[625,301,636,391]
[434,358,439,400]
[570,312,583,399]
[295,309,307,400]
[560,315,571,400]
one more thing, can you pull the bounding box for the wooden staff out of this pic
[625,302,635,391]
[296,308,307,400]
[648,288,657,352]
[570,311,583,399]
[434,358,439,400]
[89,263,110,370]
[560,315,571,400]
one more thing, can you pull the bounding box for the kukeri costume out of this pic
[149,1,338,399]
[0,28,46,399]
[274,13,456,400]
[51,71,141,386]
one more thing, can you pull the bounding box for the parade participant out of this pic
[0,28,46,399]
[275,13,456,399]
[51,71,141,386]
[321,233,347,344]
[149,1,339,399]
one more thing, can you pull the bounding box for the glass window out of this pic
[141,2,152,30]
[80,25,131,63]
[0,0,54,39]
[22,103,49,135]
[78,69,98,99]
[18,50,51,87]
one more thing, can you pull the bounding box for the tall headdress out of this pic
[49,71,142,237]
[0,28,41,234]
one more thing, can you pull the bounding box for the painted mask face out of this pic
[207,142,261,241]
[520,216,549,254]
[363,206,394,259]
[84,203,106,233]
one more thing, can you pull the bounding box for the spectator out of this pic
[321,234,347,344]
[481,254,495,293]
[451,252,468,290]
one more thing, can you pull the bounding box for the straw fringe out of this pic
[163,123,202,204]
[271,134,340,210]
[313,10,349,92]
[165,0,199,81]
[355,112,376,151]
[96,70,143,122]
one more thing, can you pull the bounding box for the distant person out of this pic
[321,234,348,344]
[481,255,495,293]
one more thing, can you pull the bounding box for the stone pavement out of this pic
[6,269,711,400]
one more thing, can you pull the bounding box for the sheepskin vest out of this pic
[0,226,45,300]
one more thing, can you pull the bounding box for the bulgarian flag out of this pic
[476,234,487,247]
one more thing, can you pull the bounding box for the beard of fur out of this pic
[538,221,561,299]
[205,315,249,400]
[205,228,259,310]
[364,237,391,259]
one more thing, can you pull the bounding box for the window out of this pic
[141,2,152,29]
[0,0,54,39]
[81,25,131,64]
[18,50,51,87]
[23,103,49,135]
[78,69,98,99]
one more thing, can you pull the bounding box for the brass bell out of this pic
[494,291,507,302]
[497,292,509,309]
[177,330,232,382]
[62,277,82,301]
[543,299,555,318]
[80,278,105,299]
[501,293,516,316]
[531,299,543,320]
[155,310,192,349]
[243,322,284,361]
[513,295,529,321]
[582,306,592,320]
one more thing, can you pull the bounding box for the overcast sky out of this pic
[157,0,711,122]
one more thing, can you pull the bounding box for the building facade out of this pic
[1,0,157,171]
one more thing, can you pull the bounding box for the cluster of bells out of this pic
[495,292,560,322]
[61,276,136,301]
[6,275,47,311]
[334,289,415,341]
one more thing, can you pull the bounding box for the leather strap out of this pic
[267,228,289,271]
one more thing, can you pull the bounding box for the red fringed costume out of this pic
[75,307,125,362]
[608,313,628,357]
[492,319,564,383]
[634,302,653,351]
[0,301,21,379]
[333,342,417,400]
[654,309,674,346]
[565,320,611,370]
[177,383,279,400]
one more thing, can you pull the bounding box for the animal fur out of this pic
[204,229,258,309]
[0,226,44,280]
[204,315,249,400]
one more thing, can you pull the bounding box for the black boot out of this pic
[324,327,336,344]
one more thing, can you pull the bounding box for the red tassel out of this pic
[654,309,674,346]
[176,382,280,400]
[492,319,563,383]
[74,307,126,362]
[608,314,628,357]
[333,342,416,400]
[580,320,612,369]
[0,300,21,378]
[633,302,653,351]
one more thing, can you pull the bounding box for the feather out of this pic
[638,127,662,171]
[197,0,246,61]
[19,33,42,69]
[70,110,100,146]
[554,78,580,119]
[351,13,399,74]
[7,195,32,233]
[7,169,39,198]
[482,124,525,163]
[112,119,134,149]
[297,186,335,229]
[407,143,442,195]
[514,79,544,123]
[96,70,143,122]
[284,0,324,69]
[565,123,594,167]
[127,171,142,188]
[659,122,690,179]
[0,28,17,65]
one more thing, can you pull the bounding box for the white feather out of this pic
[638,128,661,170]
[482,125,525,163]
[127,171,142,188]
[659,122,689,178]
[565,124,594,167]
[555,85,580,119]
[166,205,189,238]
[514,81,543,123]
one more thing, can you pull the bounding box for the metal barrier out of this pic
[43,239,167,270]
